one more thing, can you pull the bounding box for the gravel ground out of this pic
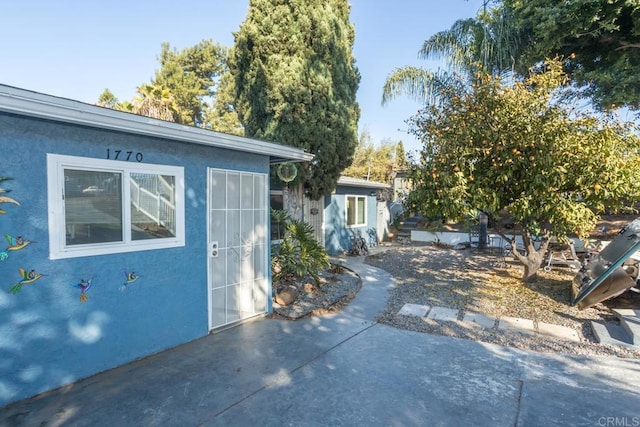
[365,244,640,359]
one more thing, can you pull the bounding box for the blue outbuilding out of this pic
[323,176,391,255]
[0,85,312,407]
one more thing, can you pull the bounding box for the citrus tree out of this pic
[406,59,640,281]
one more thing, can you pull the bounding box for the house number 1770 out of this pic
[106,149,143,162]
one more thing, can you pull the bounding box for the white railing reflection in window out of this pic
[130,173,176,240]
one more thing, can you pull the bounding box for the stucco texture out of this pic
[0,112,269,406]
[324,185,379,255]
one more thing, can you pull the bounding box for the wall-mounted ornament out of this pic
[9,268,45,294]
[74,277,94,303]
[277,162,298,183]
[119,271,140,291]
[1,234,33,261]
[6,234,31,251]
[0,177,19,214]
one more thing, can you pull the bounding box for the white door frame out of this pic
[206,168,269,331]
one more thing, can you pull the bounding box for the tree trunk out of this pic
[522,251,545,282]
[283,182,304,221]
[509,229,551,282]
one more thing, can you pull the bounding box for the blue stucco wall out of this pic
[324,186,379,255]
[0,112,270,406]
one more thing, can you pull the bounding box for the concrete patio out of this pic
[1,257,639,426]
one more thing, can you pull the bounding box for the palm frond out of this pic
[271,211,329,284]
[382,67,434,105]
[382,3,525,112]
[420,18,481,71]
[382,67,466,106]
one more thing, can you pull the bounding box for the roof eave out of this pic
[0,85,314,163]
[337,178,391,189]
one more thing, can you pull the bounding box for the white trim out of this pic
[207,167,270,331]
[47,154,185,259]
[1,85,314,163]
[345,194,367,227]
[337,176,390,189]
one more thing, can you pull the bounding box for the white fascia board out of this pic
[337,177,390,189]
[0,85,314,163]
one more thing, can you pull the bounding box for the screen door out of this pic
[208,169,268,330]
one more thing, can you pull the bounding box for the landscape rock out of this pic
[272,269,362,319]
[275,286,298,306]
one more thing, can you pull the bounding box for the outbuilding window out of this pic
[47,154,185,259]
[346,195,366,227]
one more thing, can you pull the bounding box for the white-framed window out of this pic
[346,195,366,227]
[47,154,185,259]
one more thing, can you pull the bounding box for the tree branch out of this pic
[615,41,640,50]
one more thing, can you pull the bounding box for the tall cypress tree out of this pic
[232,0,360,200]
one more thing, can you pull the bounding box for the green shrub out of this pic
[271,209,329,284]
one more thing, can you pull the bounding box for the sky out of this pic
[1,0,486,153]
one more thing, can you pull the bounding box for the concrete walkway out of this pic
[2,255,640,426]
[398,303,582,342]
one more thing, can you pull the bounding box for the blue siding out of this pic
[324,186,379,255]
[0,113,270,406]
